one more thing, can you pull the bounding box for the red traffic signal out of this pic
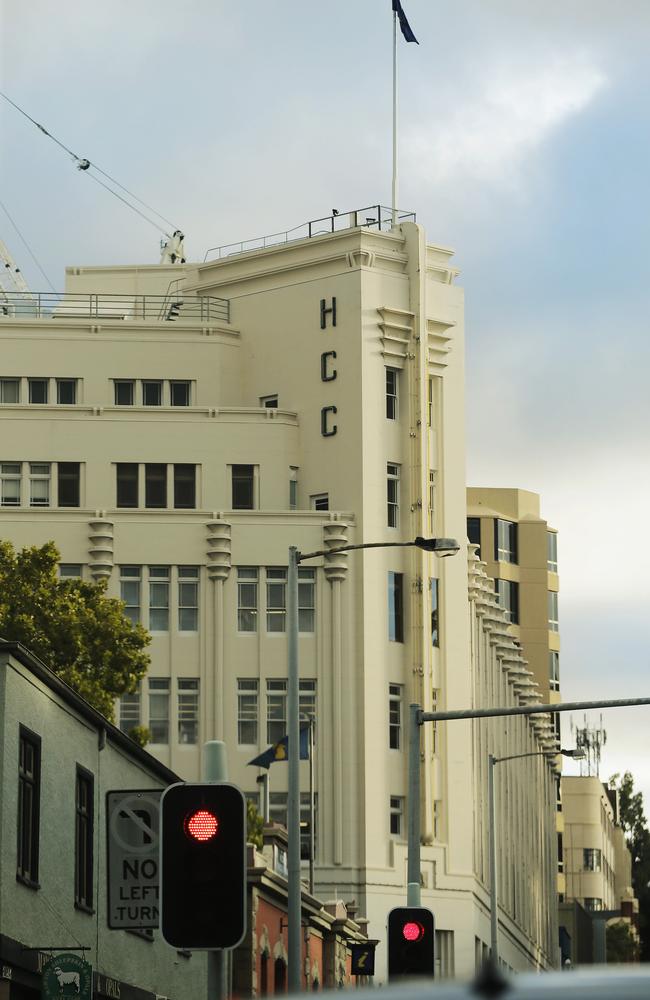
[387,906,435,979]
[185,809,219,842]
[402,921,424,942]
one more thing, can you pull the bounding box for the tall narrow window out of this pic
[114,380,135,405]
[17,726,41,885]
[387,463,400,528]
[427,377,434,427]
[289,468,298,510]
[548,591,559,632]
[170,380,191,406]
[299,679,317,741]
[120,566,141,624]
[267,680,287,744]
[386,368,398,419]
[173,464,196,509]
[28,378,48,404]
[547,531,558,572]
[428,471,435,533]
[1,462,21,505]
[388,572,404,643]
[495,579,519,624]
[298,568,315,633]
[116,463,138,507]
[57,379,77,404]
[145,464,167,508]
[149,678,170,743]
[119,683,141,732]
[75,767,94,910]
[266,568,287,632]
[390,796,404,837]
[431,578,439,646]
[232,465,255,509]
[467,517,481,556]
[149,566,169,631]
[549,651,560,692]
[494,519,518,563]
[178,679,199,744]
[389,684,402,749]
[29,463,50,506]
[237,567,258,632]
[178,566,199,631]
[58,463,80,507]
[0,378,20,403]
[142,380,163,406]
[238,679,259,745]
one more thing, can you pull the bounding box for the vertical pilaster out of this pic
[323,521,348,866]
[206,519,231,742]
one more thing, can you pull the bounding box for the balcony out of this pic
[0,292,230,324]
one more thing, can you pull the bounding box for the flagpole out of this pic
[392,7,398,226]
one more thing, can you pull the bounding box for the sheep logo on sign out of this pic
[42,955,92,1000]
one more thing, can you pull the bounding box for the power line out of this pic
[0,198,56,292]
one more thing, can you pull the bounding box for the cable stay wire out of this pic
[0,90,181,238]
[0,197,57,293]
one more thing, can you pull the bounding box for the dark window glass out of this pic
[495,579,519,624]
[232,465,254,509]
[145,464,167,508]
[29,379,48,404]
[173,464,196,509]
[57,379,77,404]
[17,726,41,885]
[494,519,518,563]
[311,494,329,511]
[116,463,138,507]
[386,368,398,419]
[431,578,439,646]
[388,571,404,642]
[75,767,94,909]
[142,381,162,406]
[467,517,481,557]
[114,381,135,405]
[170,381,190,406]
[58,463,80,507]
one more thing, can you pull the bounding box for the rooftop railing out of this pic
[0,292,230,324]
[203,204,416,262]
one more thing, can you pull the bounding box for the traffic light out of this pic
[160,782,246,950]
[387,906,435,979]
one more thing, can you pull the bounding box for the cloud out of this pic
[405,55,607,189]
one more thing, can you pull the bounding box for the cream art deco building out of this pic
[0,209,557,977]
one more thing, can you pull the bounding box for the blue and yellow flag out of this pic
[392,0,419,44]
[247,724,310,769]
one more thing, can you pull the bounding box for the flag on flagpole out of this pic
[247,724,310,770]
[392,0,419,44]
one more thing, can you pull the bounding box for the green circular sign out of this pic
[42,955,92,1000]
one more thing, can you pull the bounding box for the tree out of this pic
[0,540,150,721]
[609,771,650,960]
[607,920,639,963]
[247,799,264,850]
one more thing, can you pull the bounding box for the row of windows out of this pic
[18,726,94,909]
[0,378,193,407]
[388,573,439,646]
[237,567,315,633]
[467,516,559,572]
[1,462,80,507]
[493,579,560,633]
[385,368,436,428]
[120,566,200,632]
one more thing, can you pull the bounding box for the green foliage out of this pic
[0,540,150,722]
[247,798,264,849]
[607,919,639,963]
[610,771,650,961]
[127,726,152,748]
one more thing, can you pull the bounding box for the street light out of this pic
[488,747,586,965]
[286,536,459,991]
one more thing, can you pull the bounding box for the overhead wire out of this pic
[0,90,181,238]
[0,197,57,292]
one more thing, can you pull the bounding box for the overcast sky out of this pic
[2,1,650,802]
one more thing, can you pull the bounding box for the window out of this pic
[57,379,77,404]
[178,566,199,630]
[548,591,559,632]
[173,464,196,509]
[583,897,603,912]
[266,568,287,633]
[389,684,402,749]
[547,531,558,572]
[114,380,135,405]
[467,517,481,557]
[495,519,518,563]
[584,848,602,872]
[170,380,191,406]
[148,678,170,743]
[558,832,564,873]
[433,799,442,841]
[142,380,163,406]
[387,463,400,528]
[237,679,258,745]
[145,464,167,508]
[299,679,317,736]
[549,651,560,692]
[1,462,21,505]
[120,566,141,624]
[386,368,398,419]
[427,377,434,427]
[298,568,315,633]
[495,579,519,624]
[237,567,258,632]
[232,464,255,510]
[60,564,83,579]
[390,796,404,837]
[269,791,316,859]
[29,463,50,506]
[428,471,435,533]
[178,679,199,744]
[119,684,141,732]
[260,395,278,408]
[431,578,439,646]
[310,494,329,511]
[149,566,169,631]
[116,463,138,507]
[58,463,80,507]
[289,468,298,510]
[267,679,287,744]
[75,767,94,909]
[0,378,20,402]
[388,572,404,642]
[28,379,48,404]
[17,726,41,885]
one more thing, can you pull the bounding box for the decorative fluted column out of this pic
[88,518,114,582]
[206,519,231,742]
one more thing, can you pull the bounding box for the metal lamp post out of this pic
[286,536,460,992]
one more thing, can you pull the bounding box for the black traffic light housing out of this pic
[387,906,435,980]
[160,782,246,950]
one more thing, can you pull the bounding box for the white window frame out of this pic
[387,463,400,528]
[119,684,141,733]
[547,531,558,572]
[237,679,259,745]
[178,678,199,744]
[266,568,287,633]
[298,568,315,633]
[148,678,170,744]
[390,796,404,837]
[178,566,199,632]
[120,566,141,624]
[0,462,21,505]
[386,367,398,419]
[0,378,20,403]
[237,567,258,633]
[389,684,402,750]
[29,463,51,507]
[310,493,329,511]
[149,566,170,632]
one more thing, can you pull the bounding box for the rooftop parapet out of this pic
[0,290,229,324]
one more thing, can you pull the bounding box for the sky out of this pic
[2,0,650,801]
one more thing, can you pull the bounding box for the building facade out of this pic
[0,212,557,976]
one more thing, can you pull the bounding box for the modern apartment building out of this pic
[0,210,557,976]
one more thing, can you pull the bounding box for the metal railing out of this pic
[0,292,230,323]
[203,204,416,261]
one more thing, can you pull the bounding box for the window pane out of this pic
[57,379,77,404]
[1,463,21,505]
[114,381,135,405]
[29,379,48,404]
[495,519,518,563]
[495,579,519,624]
[75,769,94,907]
[178,579,198,631]
[170,381,190,406]
[386,367,398,419]
[149,679,169,743]
[431,578,439,646]
[116,463,138,507]
[232,465,255,510]
[387,463,399,528]
[119,686,141,731]
[29,463,50,506]
[0,379,20,403]
[173,464,196,509]
[17,727,41,883]
[388,572,404,642]
[142,381,162,406]
[58,462,80,507]
[298,568,315,633]
[238,568,258,633]
[149,575,169,631]
[266,569,287,633]
[238,679,258,744]
[178,678,199,744]
[120,567,141,624]
[145,463,167,508]
[547,531,558,572]
[60,564,83,579]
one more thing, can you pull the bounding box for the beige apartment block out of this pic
[0,214,557,976]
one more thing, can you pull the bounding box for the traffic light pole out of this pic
[205,741,230,1000]
[287,546,302,993]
